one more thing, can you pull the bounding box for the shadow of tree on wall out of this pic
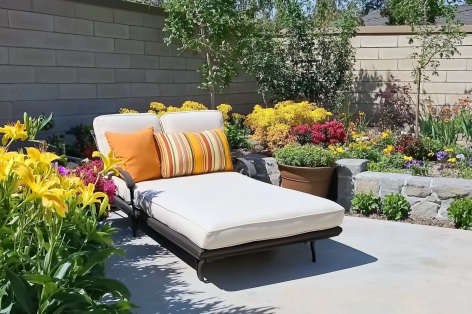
[105,216,278,314]
[352,69,384,118]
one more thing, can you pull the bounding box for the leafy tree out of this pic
[381,0,463,25]
[393,0,466,136]
[240,0,361,110]
[163,0,246,109]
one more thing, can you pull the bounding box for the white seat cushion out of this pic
[129,172,344,250]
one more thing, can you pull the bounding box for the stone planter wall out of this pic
[336,159,472,220]
[239,156,469,221]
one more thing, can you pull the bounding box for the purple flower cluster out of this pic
[406,159,424,169]
[53,162,71,176]
[436,151,447,161]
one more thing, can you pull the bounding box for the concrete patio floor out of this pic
[106,212,472,314]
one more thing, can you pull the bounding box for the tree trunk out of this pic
[205,51,216,110]
[415,68,422,138]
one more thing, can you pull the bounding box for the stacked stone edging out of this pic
[354,172,472,220]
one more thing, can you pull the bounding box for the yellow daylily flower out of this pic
[77,183,108,208]
[25,147,60,165]
[92,151,125,176]
[0,147,18,161]
[14,164,68,217]
[0,121,28,146]
[404,156,413,161]
[0,159,15,181]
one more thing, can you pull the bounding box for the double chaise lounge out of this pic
[93,111,345,282]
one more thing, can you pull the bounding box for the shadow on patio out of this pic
[106,215,377,313]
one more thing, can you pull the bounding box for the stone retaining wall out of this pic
[337,159,472,220]
[240,156,468,221]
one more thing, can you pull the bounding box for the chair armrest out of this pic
[66,156,84,164]
[233,157,258,179]
[117,168,135,191]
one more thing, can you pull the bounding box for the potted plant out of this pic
[275,144,337,198]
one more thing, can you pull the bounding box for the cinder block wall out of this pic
[352,27,472,116]
[0,0,262,138]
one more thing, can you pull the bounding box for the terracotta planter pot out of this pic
[278,164,335,198]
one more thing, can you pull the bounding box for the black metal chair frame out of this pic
[112,159,343,282]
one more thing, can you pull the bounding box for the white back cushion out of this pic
[93,113,162,155]
[160,110,224,134]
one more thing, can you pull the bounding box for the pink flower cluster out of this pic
[75,159,117,203]
[293,121,346,146]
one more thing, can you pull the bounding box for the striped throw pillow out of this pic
[154,128,233,178]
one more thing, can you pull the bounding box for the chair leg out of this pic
[196,259,207,283]
[310,241,316,263]
[131,208,138,237]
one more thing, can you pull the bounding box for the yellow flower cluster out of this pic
[148,101,210,117]
[119,108,139,114]
[383,145,394,156]
[349,141,372,152]
[120,101,237,120]
[245,101,332,151]
[217,104,232,121]
[0,121,124,218]
[404,156,413,161]
[381,130,391,139]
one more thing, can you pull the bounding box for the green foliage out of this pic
[420,115,459,147]
[226,118,250,149]
[381,0,458,25]
[411,160,430,176]
[23,112,53,141]
[367,153,406,172]
[163,0,250,108]
[351,192,381,216]
[0,204,134,313]
[448,198,472,230]
[240,0,360,109]
[422,136,443,155]
[275,144,337,168]
[382,193,411,220]
[65,124,96,158]
[456,108,472,142]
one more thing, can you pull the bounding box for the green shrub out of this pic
[448,198,472,230]
[226,118,250,149]
[351,192,381,216]
[382,193,411,220]
[275,144,337,168]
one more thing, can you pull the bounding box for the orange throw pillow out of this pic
[105,127,161,183]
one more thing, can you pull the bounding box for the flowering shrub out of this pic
[294,121,346,146]
[395,135,429,160]
[0,116,133,313]
[75,159,118,203]
[245,101,332,151]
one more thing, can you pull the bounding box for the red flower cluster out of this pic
[294,121,346,146]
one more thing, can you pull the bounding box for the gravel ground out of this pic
[345,212,456,229]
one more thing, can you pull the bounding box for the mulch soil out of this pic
[345,212,456,229]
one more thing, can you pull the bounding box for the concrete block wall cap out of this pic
[336,159,369,165]
[431,177,472,200]
[404,176,432,198]
[354,171,385,179]
[380,173,410,197]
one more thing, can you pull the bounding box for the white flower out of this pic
[456,154,465,161]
